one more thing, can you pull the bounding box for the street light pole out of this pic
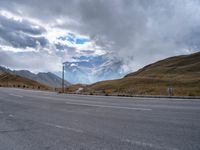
[62,63,65,93]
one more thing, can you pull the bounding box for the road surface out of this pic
[0,88,199,150]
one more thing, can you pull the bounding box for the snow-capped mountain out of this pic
[63,55,125,84]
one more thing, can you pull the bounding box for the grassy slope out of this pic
[87,52,200,96]
[56,84,86,93]
[0,72,52,90]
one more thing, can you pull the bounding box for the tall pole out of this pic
[62,64,64,93]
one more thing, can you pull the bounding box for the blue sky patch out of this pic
[58,32,90,45]
[66,32,75,43]
[76,38,89,44]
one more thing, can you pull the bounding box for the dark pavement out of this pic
[0,88,199,150]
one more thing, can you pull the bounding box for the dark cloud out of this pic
[0,15,48,48]
[0,0,200,72]
[0,15,46,35]
[55,43,76,53]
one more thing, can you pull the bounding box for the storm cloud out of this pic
[0,0,200,73]
[0,14,48,48]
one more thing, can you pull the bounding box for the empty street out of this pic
[0,88,199,150]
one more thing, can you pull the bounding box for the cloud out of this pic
[55,32,104,56]
[59,33,90,45]
[0,0,200,74]
[80,50,95,55]
[0,14,48,49]
[0,50,62,72]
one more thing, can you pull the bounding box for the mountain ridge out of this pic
[125,52,200,77]
[0,66,70,88]
[64,55,125,84]
[75,52,200,96]
[0,71,51,90]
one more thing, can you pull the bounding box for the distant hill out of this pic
[0,72,51,90]
[84,52,200,96]
[125,52,200,77]
[0,66,70,88]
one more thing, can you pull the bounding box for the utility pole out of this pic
[62,63,65,93]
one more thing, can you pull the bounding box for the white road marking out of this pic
[8,114,14,117]
[37,95,198,110]
[34,95,114,105]
[43,122,83,133]
[65,102,152,111]
[122,139,180,150]
[22,95,152,111]
[55,125,64,129]
[9,94,23,98]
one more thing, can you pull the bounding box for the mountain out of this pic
[0,66,70,88]
[125,52,200,77]
[84,52,200,96]
[64,55,125,84]
[0,66,13,74]
[0,72,51,90]
[36,72,70,88]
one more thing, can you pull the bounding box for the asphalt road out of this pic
[0,88,199,150]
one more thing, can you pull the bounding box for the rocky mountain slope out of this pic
[0,66,70,88]
[0,72,51,90]
[64,55,125,84]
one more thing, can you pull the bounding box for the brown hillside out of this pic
[86,52,200,96]
[125,52,200,77]
[0,72,52,91]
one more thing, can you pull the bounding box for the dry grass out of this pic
[85,52,200,96]
[0,72,52,91]
[86,76,200,96]
[56,84,87,93]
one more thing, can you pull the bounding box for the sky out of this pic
[0,0,200,75]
